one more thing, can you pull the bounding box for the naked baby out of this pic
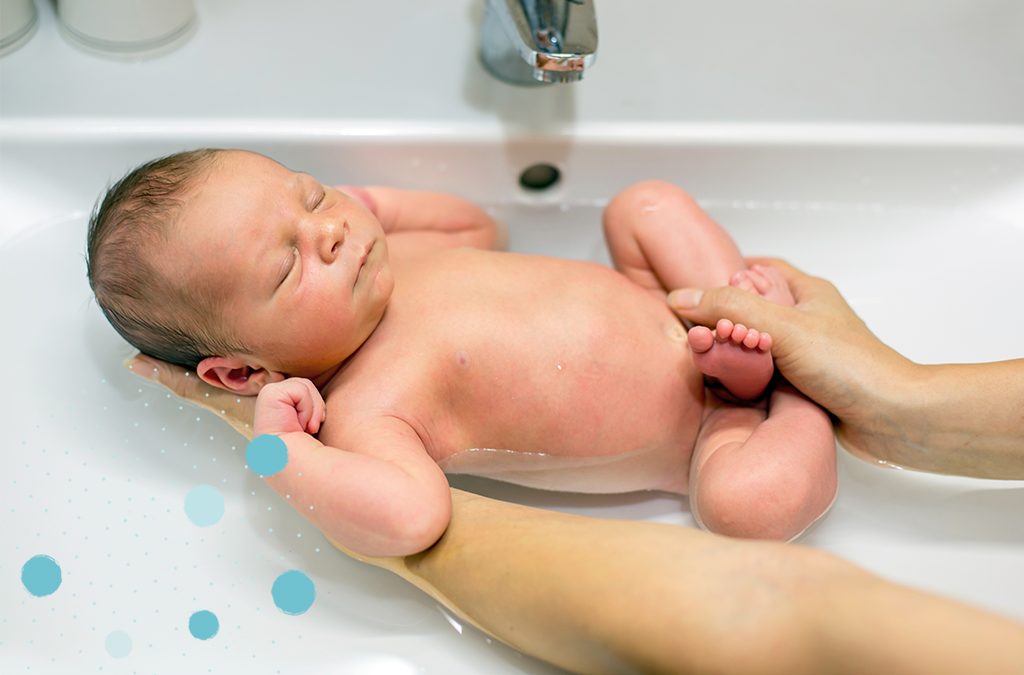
[87,149,837,557]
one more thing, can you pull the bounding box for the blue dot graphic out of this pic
[184,485,224,527]
[21,555,62,597]
[105,630,132,658]
[188,610,219,640]
[246,434,289,476]
[272,570,316,615]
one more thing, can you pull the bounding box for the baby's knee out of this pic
[694,464,834,542]
[604,180,699,231]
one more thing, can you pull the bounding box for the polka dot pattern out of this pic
[2,219,451,673]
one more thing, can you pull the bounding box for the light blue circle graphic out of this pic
[188,610,219,640]
[183,485,224,527]
[246,434,289,476]
[21,555,62,597]
[272,570,316,615]
[105,630,132,658]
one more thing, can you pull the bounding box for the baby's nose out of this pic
[319,220,346,262]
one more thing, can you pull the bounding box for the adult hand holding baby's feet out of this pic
[254,378,326,438]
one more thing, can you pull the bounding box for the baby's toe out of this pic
[687,326,715,353]
[729,323,749,344]
[753,264,787,286]
[743,267,773,295]
[757,332,772,352]
[742,329,761,349]
[715,318,735,343]
[729,271,757,294]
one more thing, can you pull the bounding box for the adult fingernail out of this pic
[668,289,702,309]
[124,354,160,381]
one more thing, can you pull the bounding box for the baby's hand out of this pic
[253,378,326,438]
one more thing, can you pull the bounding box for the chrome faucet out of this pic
[480,0,598,85]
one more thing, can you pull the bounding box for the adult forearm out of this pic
[846,359,1024,478]
[344,490,1024,675]
[808,563,1024,675]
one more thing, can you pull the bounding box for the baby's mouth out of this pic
[355,242,373,284]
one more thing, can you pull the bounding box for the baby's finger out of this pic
[283,378,324,435]
[299,379,326,435]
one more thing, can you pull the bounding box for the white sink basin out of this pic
[2,130,1023,675]
[2,0,1023,670]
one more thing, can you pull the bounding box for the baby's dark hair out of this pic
[86,149,249,370]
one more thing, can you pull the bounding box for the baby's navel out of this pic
[666,321,687,343]
[455,349,471,371]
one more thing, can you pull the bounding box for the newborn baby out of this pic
[88,149,836,557]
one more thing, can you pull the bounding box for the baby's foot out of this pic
[689,319,774,400]
[730,264,795,306]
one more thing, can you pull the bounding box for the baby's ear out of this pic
[197,356,284,396]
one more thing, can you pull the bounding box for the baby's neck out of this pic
[306,309,391,390]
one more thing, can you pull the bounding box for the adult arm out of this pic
[668,258,1024,479]
[128,355,1024,675]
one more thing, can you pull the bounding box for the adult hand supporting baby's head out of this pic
[125,354,256,440]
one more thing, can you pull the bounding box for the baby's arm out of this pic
[338,185,507,256]
[253,378,452,557]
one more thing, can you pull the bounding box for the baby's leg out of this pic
[689,384,837,541]
[604,182,775,399]
[603,181,746,297]
[605,183,837,539]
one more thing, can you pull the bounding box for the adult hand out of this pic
[668,259,1024,479]
[670,258,909,422]
[125,353,256,441]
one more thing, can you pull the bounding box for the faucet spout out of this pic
[481,0,598,85]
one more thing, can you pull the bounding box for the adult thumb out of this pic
[668,286,787,336]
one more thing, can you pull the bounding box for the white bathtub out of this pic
[2,128,1023,675]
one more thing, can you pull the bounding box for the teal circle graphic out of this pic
[21,555,62,597]
[188,610,219,640]
[184,485,225,527]
[105,630,132,658]
[246,434,289,476]
[271,570,316,615]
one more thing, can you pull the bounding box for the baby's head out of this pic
[87,148,244,368]
[88,149,393,394]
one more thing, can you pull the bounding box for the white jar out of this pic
[0,0,39,57]
[58,0,197,59]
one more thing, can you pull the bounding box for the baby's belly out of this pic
[387,250,707,494]
[429,294,703,492]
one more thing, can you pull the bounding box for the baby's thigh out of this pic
[603,180,747,293]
